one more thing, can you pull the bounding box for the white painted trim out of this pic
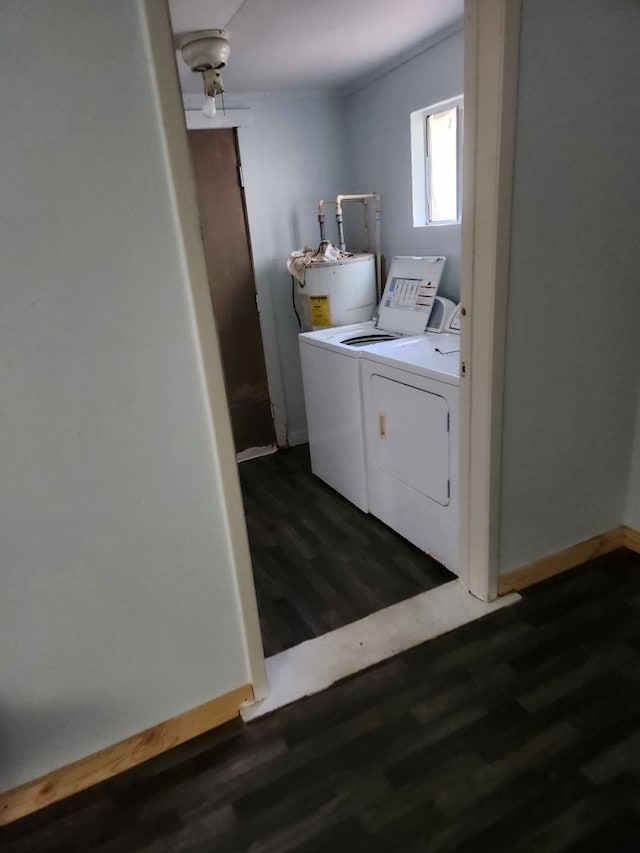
[459,0,521,601]
[140,0,268,700]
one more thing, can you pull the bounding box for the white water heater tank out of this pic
[295,253,376,331]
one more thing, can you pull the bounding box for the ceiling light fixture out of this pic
[180,29,230,118]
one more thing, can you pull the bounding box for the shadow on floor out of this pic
[238,444,456,657]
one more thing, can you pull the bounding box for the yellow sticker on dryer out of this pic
[309,295,332,327]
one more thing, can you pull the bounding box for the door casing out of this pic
[188,128,275,454]
[142,0,522,701]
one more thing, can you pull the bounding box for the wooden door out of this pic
[188,129,274,453]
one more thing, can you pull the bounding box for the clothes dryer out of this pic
[360,334,461,571]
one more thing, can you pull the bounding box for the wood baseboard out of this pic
[0,683,253,827]
[620,525,640,554]
[497,527,627,595]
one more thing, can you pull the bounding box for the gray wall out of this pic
[625,399,640,529]
[343,31,464,302]
[0,1,250,792]
[237,93,351,445]
[499,0,640,573]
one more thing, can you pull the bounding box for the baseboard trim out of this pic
[497,527,629,595]
[0,683,253,827]
[236,444,278,463]
[621,525,640,553]
[286,429,308,447]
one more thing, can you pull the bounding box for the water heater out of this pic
[295,253,376,331]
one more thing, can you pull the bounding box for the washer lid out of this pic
[376,256,446,336]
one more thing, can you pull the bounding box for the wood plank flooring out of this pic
[3,548,640,851]
[238,444,456,657]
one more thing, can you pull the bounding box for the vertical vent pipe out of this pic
[316,193,382,300]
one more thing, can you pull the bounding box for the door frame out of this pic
[141,1,268,699]
[185,114,288,449]
[187,126,278,454]
[459,0,521,601]
[184,105,288,450]
[143,0,522,702]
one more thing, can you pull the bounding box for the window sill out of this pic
[412,220,462,229]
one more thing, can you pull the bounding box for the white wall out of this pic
[0,0,252,792]
[343,30,464,302]
[236,93,351,445]
[499,0,640,573]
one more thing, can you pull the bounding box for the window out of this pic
[410,96,463,227]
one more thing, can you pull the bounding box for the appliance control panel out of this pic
[376,256,446,337]
[384,276,437,313]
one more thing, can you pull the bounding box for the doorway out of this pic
[155,0,522,708]
[187,126,458,654]
[188,128,275,454]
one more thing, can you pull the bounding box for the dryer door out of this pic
[370,374,450,506]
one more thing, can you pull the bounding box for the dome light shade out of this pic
[180,30,230,73]
[180,30,230,118]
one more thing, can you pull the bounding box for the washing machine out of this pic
[299,256,446,512]
[360,334,461,572]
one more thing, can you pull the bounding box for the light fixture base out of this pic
[180,29,230,73]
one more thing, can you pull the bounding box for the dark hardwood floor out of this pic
[3,549,640,852]
[238,444,456,657]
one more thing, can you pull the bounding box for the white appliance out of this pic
[299,256,446,512]
[360,335,461,571]
[427,296,458,332]
[295,253,376,331]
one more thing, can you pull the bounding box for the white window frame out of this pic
[411,95,464,228]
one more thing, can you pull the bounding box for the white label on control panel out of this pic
[384,277,438,313]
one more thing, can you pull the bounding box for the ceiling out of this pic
[168,0,463,95]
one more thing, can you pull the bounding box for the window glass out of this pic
[427,107,458,222]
